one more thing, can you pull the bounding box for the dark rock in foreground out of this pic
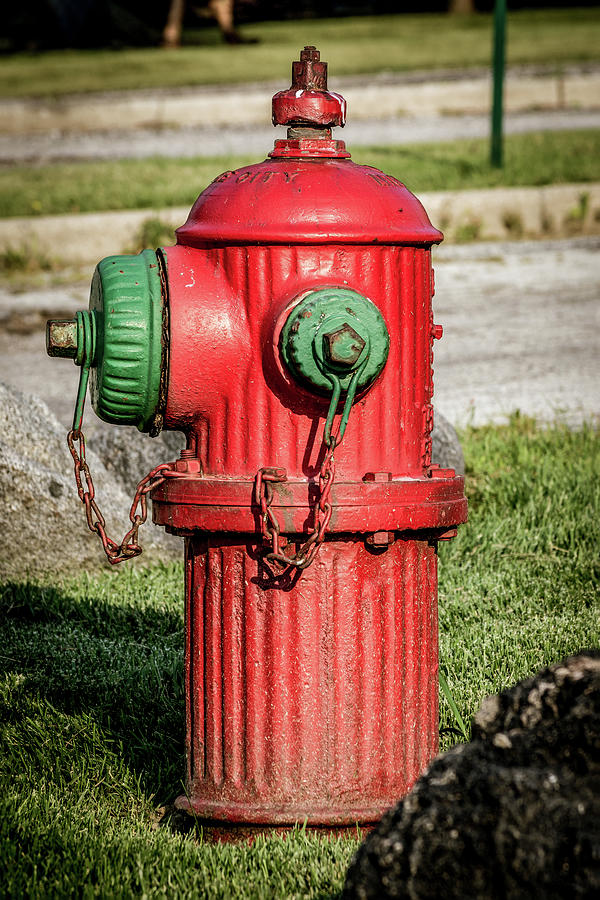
[344,652,600,900]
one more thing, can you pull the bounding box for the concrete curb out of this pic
[2,68,599,136]
[419,183,600,243]
[1,183,598,266]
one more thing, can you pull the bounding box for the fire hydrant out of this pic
[47,47,467,826]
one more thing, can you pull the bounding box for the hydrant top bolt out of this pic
[271,45,346,131]
[323,323,366,367]
[292,46,328,92]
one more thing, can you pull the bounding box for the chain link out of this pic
[254,363,365,571]
[255,437,337,571]
[67,429,184,565]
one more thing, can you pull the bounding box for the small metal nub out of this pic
[46,319,78,358]
[271,46,346,136]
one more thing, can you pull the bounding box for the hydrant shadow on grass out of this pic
[0,578,186,807]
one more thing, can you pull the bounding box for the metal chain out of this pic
[67,429,184,565]
[255,437,337,571]
[253,363,363,571]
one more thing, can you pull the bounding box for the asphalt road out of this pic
[1,236,598,431]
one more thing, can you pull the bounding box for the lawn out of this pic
[2,129,599,220]
[1,416,598,896]
[0,8,599,99]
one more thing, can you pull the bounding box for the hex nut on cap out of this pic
[323,324,366,367]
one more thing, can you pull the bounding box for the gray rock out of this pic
[92,426,185,496]
[344,652,600,900]
[432,410,465,475]
[0,381,180,580]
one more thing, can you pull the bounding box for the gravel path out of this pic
[2,236,598,431]
[2,108,599,166]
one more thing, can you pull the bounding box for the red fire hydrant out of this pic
[47,47,467,826]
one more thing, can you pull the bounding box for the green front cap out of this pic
[281,287,389,395]
[89,250,164,432]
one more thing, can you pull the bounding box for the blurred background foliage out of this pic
[3,1,599,53]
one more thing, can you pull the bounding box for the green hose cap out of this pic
[89,250,164,432]
[281,287,389,395]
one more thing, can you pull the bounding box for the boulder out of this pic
[0,381,180,580]
[92,425,185,496]
[432,410,465,476]
[344,652,600,900]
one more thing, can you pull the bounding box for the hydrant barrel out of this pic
[47,46,467,827]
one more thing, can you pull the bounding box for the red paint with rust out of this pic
[151,48,467,824]
[176,536,439,825]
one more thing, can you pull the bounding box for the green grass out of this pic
[438,415,599,725]
[2,129,599,220]
[0,416,598,896]
[1,9,599,99]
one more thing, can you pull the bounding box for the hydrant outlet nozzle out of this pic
[281,288,389,395]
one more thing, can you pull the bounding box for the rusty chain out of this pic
[255,437,336,571]
[67,429,184,565]
[254,359,368,570]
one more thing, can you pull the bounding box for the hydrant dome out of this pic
[176,157,443,247]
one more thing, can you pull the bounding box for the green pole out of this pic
[490,0,507,168]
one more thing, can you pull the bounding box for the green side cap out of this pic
[88,250,164,432]
[281,287,389,395]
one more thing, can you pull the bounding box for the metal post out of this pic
[490,0,507,168]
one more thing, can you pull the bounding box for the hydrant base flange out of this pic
[151,474,467,534]
[174,795,390,827]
